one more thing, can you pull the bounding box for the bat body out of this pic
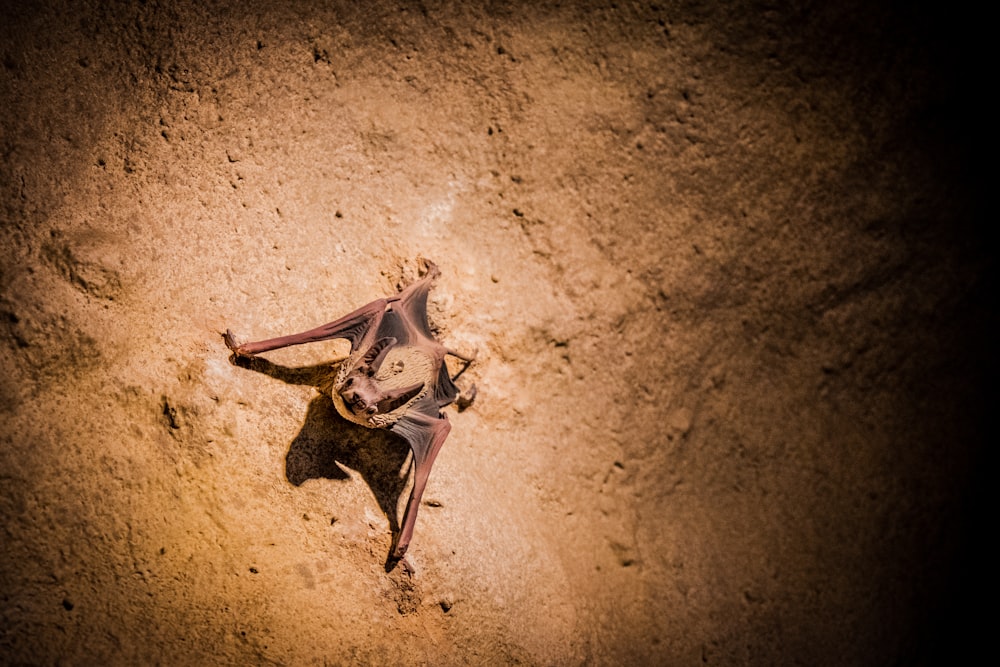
[224,260,473,559]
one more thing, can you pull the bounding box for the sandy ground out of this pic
[1,1,991,664]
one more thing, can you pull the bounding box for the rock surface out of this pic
[1,1,990,664]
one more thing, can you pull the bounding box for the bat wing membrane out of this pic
[389,410,452,558]
[225,299,386,356]
[434,363,460,408]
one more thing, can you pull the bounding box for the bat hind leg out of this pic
[445,347,476,382]
[444,348,476,410]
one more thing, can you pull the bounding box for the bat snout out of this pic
[353,398,377,416]
[340,383,381,417]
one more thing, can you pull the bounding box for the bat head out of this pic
[339,371,383,417]
[334,337,428,425]
[338,335,397,418]
[337,367,426,422]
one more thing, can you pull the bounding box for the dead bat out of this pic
[223,259,474,560]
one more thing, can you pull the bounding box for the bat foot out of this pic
[456,384,477,411]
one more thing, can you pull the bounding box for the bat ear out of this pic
[363,337,397,373]
[377,381,424,414]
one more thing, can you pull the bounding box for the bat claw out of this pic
[222,329,252,357]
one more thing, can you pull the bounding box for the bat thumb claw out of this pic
[222,329,251,357]
[222,329,239,350]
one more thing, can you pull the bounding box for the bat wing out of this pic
[371,312,459,410]
[434,363,460,408]
[372,308,420,347]
[225,259,442,359]
[387,260,440,341]
[225,299,386,356]
[389,409,452,559]
[374,262,460,411]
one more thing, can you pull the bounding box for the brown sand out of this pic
[1,1,990,664]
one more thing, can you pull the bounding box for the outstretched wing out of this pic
[389,409,452,559]
[224,299,386,357]
[383,259,441,341]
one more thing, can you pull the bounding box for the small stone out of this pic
[668,407,692,435]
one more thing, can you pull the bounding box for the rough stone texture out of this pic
[1,1,990,664]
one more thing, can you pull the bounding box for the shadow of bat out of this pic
[232,353,411,570]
